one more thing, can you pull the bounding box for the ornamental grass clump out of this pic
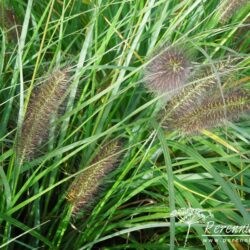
[16,68,71,163]
[144,45,191,98]
[66,140,122,215]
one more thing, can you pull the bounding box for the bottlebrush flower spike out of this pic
[16,68,70,162]
[66,140,122,215]
[144,45,191,98]
[163,75,217,122]
[219,0,248,24]
[161,60,234,126]
[165,89,250,134]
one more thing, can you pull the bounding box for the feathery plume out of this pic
[219,0,248,24]
[66,140,122,215]
[161,59,235,124]
[163,74,217,121]
[144,45,191,98]
[165,89,250,133]
[16,68,70,162]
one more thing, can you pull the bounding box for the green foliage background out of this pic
[0,0,250,249]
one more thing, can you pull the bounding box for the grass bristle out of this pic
[16,68,70,162]
[66,140,122,215]
[166,89,250,133]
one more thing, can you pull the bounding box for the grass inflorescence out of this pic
[66,140,122,215]
[144,45,191,98]
[145,45,249,134]
[164,89,250,133]
[219,0,248,24]
[16,68,70,163]
[163,73,217,121]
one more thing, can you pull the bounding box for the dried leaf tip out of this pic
[66,140,122,215]
[144,45,191,98]
[16,68,71,163]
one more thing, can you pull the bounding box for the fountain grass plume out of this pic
[163,73,217,121]
[161,59,235,125]
[219,0,248,24]
[16,68,70,163]
[66,140,122,215]
[144,45,191,99]
[165,89,250,134]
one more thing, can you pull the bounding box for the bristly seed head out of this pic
[144,45,191,98]
[163,75,217,122]
[164,89,250,134]
[219,0,248,24]
[160,61,237,128]
[66,140,122,215]
[16,68,70,163]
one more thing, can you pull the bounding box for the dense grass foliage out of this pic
[0,0,250,249]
